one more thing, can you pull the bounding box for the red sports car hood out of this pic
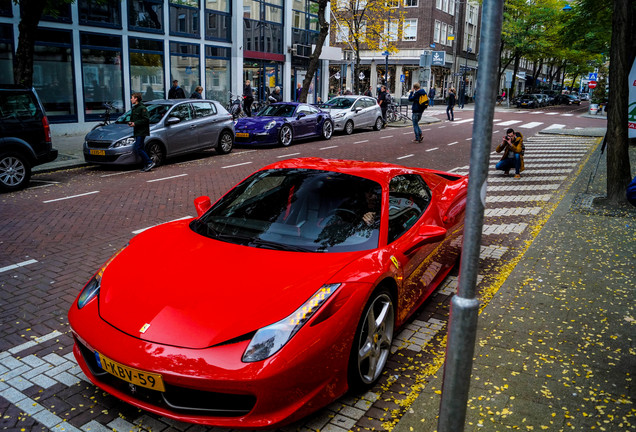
[98,220,364,349]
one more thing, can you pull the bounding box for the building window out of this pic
[243,0,284,54]
[434,20,440,43]
[128,0,163,33]
[403,19,417,41]
[435,0,442,9]
[335,24,349,43]
[0,0,12,17]
[385,20,398,42]
[0,24,13,83]
[292,0,320,47]
[80,32,123,120]
[441,22,447,45]
[41,4,71,23]
[170,1,200,37]
[34,29,76,122]
[79,0,121,28]
[129,38,164,100]
[205,0,231,41]
[404,0,418,6]
[170,42,200,97]
[205,46,230,102]
[447,25,453,47]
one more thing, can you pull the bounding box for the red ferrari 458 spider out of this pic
[68,157,468,429]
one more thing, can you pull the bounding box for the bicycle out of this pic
[227,92,245,120]
[91,102,115,130]
[386,102,411,124]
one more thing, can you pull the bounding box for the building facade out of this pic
[0,0,329,134]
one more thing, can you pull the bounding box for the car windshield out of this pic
[191,169,382,252]
[258,104,297,117]
[115,104,170,124]
[324,97,355,109]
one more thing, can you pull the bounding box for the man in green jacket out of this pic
[128,92,155,172]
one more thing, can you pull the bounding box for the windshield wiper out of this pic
[248,238,312,252]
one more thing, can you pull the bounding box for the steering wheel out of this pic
[319,208,358,228]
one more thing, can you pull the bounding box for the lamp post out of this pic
[462,47,472,105]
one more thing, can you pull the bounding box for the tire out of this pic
[373,116,384,131]
[0,152,31,192]
[216,130,234,154]
[321,120,333,140]
[348,287,395,391]
[387,111,397,123]
[145,141,165,166]
[278,124,293,147]
[344,120,354,135]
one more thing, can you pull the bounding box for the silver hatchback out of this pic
[320,96,384,134]
[84,99,234,166]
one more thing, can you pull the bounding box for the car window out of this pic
[192,102,217,118]
[260,104,296,117]
[170,103,194,121]
[324,97,354,109]
[0,93,39,120]
[306,105,319,114]
[388,174,432,243]
[352,99,364,109]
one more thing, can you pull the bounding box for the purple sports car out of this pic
[234,102,333,147]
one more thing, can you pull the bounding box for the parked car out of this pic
[532,94,549,107]
[319,95,384,134]
[517,94,540,109]
[579,92,590,101]
[234,102,333,147]
[0,85,58,191]
[554,94,581,105]
[68,157,468,428]
[83,99,234,167]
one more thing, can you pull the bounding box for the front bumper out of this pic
[83,143,139,165]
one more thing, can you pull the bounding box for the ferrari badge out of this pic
[140,323,150,333]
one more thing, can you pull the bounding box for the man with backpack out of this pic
[408,82,428,143]
[495,128,525,178]
[377,85,390,127]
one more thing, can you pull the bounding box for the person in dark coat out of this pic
[428,87,436,106]
[408,82,427,143]
[168,80,186,99]
[243,80,254,117]
[128,92,154,172]
[446,87,456,121]
[190,86,203,99]
[377,85,389,127]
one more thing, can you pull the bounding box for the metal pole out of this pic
[437,0,504,431]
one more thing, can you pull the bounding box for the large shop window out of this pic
[243,0,283,54]
[170,0,200,37]
[0,24,12,84]
[205,46,230,102]
[33,29,76,122]
[205,0,231,41]
[41,4,72,23]
[291,0,319,47]
[170,42,200,97]
[128,0,164,33]
[79,0,122,28]
[130,38,165,100]
[80,33,123,121]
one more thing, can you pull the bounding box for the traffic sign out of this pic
[588,72,598,80]
[588,81,597,89]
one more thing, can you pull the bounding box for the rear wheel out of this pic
[278,124,293,147]
[216,130,234,154]
[348,287,395,390]
[145,141,165,166]
[321,120,333,140]
[344,120,354,135]
[0,152,31,192]
[373,116,384,131]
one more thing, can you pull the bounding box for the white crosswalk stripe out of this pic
[482,223,528,235]
[485,207,542,217]
[519,122,543,129]
[544,123,566,129]
[495,120,522,126]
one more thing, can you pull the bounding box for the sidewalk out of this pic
[393,139,636,430]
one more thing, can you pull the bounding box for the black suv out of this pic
[0,85,58,191]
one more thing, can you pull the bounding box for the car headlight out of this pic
[332,112,346,119]
[112,137,136,148]
[242,283,341,362]
[264,120,277,130]
[77,246,127,309]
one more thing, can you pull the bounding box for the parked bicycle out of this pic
[227,92,245,120]
[91,102,115,130]
[385,101,411,124]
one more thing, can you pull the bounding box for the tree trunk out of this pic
[299,0,329,103]
[606,0,632,204]
[13,0,47,87]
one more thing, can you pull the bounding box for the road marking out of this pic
[495,120,522,126]
[0,259,38,274]
[397,154,414,160]
[562,113,574,117]
[453,119,473,124]
[426,147,439,152]
[466,137,472,140]
[380,135,394,139]
[43,191,99,203]
[423,128,431,132]
[222,161,253,169]
[519,122,543,129]
[530,111,544,114]
[354,140,369,144]
[319,145,338,150]
[277,152,301,158]
[132,216,193,235]
[545,112,559,115]
[146,174,188,183]
[448,141,458,146]
[234,150,258,155]
[438,126,447,129]
[100,171,134,177]
[544,123,566,129]
[403,132,413,135]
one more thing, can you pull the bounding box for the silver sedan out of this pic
[84,99,234,166]
[320,96,384,134]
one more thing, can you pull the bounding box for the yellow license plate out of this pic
[235,132,249,138]
[96,352,166,392]
[90,149,106,156]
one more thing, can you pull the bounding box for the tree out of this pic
[298,0,330,103]
[12,0,75,87]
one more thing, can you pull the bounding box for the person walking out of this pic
[429,87,436,106]
[495,128,525,178]
[128,92,154,172]
[190,86,203,99]
[446,87,456,121]
[243,79,254,117]
[408,82,427,143]
[168,80,185,99]
[377,85,389,127]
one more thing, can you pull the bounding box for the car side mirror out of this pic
[194,196,212,217]
[296,112,306,119]
[166,116,181,125]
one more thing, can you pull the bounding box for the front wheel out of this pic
[386,111,397,123]
[344,120,354,135]
[348,288,395,391]
[321,120,333,140]
[0,152,31,192]
[278,124,293,147]
[216,130,234,154]
[145,141,165,166]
